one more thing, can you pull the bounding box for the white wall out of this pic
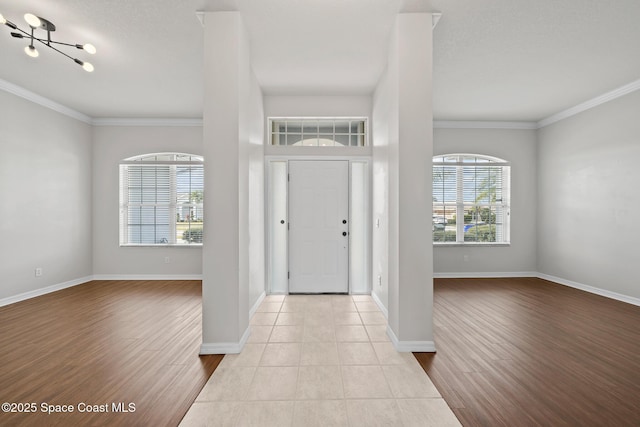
[538,90,640,300]
[91,125,203,277]
[264,95,372,122]
[433,128,538,275]
[0,90,92,302]
[248,73,266,309]
[371,56,394,312]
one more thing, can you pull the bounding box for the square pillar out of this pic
[387,13,435,351]
[200,12,251,353]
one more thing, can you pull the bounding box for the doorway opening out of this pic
[267,159,370,295]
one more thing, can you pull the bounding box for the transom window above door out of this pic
[269,117,368,147]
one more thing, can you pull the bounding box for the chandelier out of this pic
[0,12,96,72]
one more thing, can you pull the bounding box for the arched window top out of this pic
[433,153,508,165]
[123,152,203,162]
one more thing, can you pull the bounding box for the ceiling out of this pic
[1,0,639,121]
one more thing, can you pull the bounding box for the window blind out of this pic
[119,153,203,246]
[433,154,510,244]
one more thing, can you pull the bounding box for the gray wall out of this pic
[92,125,203,277]
[0,90,92,301]
[433,128,538,275]
[537,90,640,299]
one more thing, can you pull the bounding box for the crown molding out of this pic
[432,13,442,29]
[537,78,640,128]
[0,78,202,127]
[195,11,205,27]
[91,118,203,127]
[5,72,640,131]
[434,120,537,130]
[0,78,92,124]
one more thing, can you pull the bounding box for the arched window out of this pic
[119,153,203,246]
[433,154,510,244]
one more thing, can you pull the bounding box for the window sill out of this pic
[120,244,203,248]
[433,243,511,247]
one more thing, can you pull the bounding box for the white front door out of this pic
[288,161,349,293]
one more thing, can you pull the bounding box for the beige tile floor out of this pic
[180,294,461,427]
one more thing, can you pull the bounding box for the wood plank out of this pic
[414,277,640,427]
[0,280,222,427]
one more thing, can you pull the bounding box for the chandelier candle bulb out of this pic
[24,13,41,28]
[83,43,96,54]
[24,45,38,57]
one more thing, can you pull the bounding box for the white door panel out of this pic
[289,161,349,293]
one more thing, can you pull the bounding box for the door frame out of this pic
[265,156,371,295]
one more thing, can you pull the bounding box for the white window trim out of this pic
[268,117,369,147]
[119,153,203,247]
[433,154,511,246]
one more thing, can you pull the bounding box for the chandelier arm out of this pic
[45,40,78,48]
[8,26,87,51]
[33,36,76,62]
[9,25,31,37]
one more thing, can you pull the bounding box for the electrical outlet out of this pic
[378,275,382,287]
[35,267,43,277]
[164,257,171,264]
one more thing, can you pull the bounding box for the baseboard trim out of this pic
[371,291,389,318]
[250,291,267,318]
[1,274,204,308]
[200,326,251,355]
[434,271,537,279]
[387,325,436,353]
[0,275,93,308]
[434,271,640,307]
[537,273,640,307]
[92,274,203,281]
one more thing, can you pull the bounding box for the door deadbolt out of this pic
[342,219,347,224]
[280,220,285,224]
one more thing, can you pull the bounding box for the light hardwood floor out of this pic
[0,280,222,427]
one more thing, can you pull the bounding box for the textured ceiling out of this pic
[1,0,639,121]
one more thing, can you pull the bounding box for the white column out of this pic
[387,13,435,351]
[200,12,249,353]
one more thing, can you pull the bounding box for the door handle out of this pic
[342,232,347,236]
